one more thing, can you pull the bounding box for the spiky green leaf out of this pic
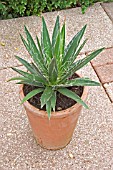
[22,27,47,74]
[60,48,104,83]
[58,87,88,109]
[20,34,45,72]
[7,76,29,82]
[70,39,88,65]
[16,80,43,87]
[48,57,58,84]
[63,25,87,64]
[60,23,65,59]
[53,32,60,62]
[30,63,41,74]
[21,88,44,104]
[70,48,105,73]
[34,74,48,84]
[11,67,33,80]
[50,91,56,112]
[41,86,53,108]
[52,16,60,48]
[61,39,88,74]
[42,16,52,63]
[11,67,48,85]
[74,39,87,58]
[57,78,100,87]
[14,56,36,74]
[24,26,39,53]
[36,36,43,57]
[46,100,51,120]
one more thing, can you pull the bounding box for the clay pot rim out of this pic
[19,73,88,118]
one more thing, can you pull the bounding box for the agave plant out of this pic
[9,16,104,118]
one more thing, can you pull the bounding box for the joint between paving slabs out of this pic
[101,3,113,24]
[90,61,113,103]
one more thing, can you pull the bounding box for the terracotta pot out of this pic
[19,76,88,150]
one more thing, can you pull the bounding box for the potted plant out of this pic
[8,16,104,150]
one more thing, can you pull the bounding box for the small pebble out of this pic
[6,133,12,136]
[14,47,19,50]
[0,42,5,46]
[68,153,74,159]
[5,54,9,59]
[57,107,62,111]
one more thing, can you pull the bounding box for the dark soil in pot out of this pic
[23,73,83,111]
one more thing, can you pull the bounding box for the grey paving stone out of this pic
[91,47,113,67]
[0,12,58,70]
[101,2,113,22]
[104,82,113,102]
[1,56,113,170]
[94,64,113,84]
[58,3,113,52]
[1,3,113,70]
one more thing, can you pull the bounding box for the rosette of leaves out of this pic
[9,16,104,119]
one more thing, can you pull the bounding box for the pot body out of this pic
[20,81,88,150]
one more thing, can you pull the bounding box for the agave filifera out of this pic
[9,16,104,118]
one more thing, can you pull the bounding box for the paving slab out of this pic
[0,12,58,70]
[101,2,113,22]
[104,82,113,102]
[94,64,113,84]
[91,48,113,67]
[91,47,113,85]
[1,3,113,70]
[1,55,113,170]
[58,3,113,52]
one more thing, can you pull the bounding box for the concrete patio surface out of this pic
[0,3,113,170]
[102,2,113,22]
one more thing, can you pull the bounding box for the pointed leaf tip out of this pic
[58,87,89,109]
[24,25,28,31]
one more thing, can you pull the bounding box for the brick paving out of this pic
[94,64,113,83]
[91,47,113,103]
[91,47,113,67]
[102,2,113,22]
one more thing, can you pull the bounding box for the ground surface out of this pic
[0,3,113,170]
